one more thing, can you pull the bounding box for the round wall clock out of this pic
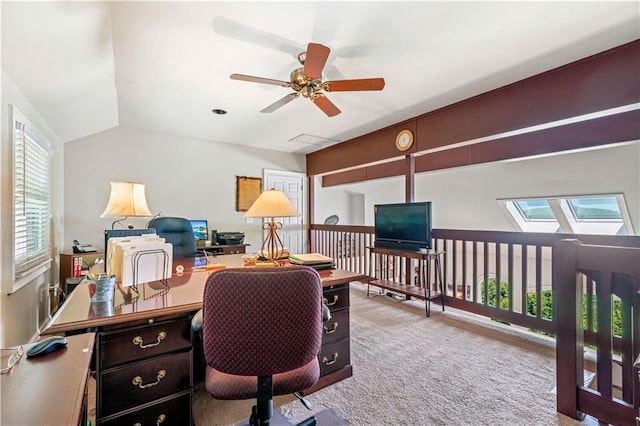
[395,129,414,151]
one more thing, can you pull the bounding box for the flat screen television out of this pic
[374,202,432,251]
[189,219,208,240]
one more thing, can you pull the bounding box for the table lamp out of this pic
[101,182,153,229]
[244,188,300,264]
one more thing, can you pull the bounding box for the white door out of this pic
[263,170,306,255]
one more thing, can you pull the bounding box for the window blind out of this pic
[13,107,52,281]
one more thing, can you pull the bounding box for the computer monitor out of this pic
[189,219,208,240]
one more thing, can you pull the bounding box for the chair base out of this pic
[295,416,317,426]
[248,404,316,426]
[249,376,317,426]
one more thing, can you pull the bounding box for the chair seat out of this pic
[205,358,320,400]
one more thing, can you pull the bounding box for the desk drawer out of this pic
[322,309,349,345]
[322,285,349,312]
[100,350,192,417]
[100,391,192,426]
[318,338,350,376]
[100,318,192,369]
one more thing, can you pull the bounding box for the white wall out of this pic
[314,142,640,233]
[64,126,306,253]
[1,70,65,347]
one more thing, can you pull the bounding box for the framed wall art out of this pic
[236,176,262,212]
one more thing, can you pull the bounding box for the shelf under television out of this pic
[368,279,443,300]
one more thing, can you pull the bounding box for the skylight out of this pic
[499,194,633,235]
[514,200,555,220]
[567,197,622,220]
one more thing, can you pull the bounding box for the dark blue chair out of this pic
[147,216,197,259]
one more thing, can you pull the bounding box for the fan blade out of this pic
[324,78,385,92]
[312,94,341,117]
[303,43,330,80]
[261,93,299,113]
[231,73,292,87]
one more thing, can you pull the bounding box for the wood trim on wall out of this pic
[322,159,404,187]
[414,40,640,153]
[307,40,640,180]
[321,110,640,187]
[307,121,416,176]
[468,109,640,164]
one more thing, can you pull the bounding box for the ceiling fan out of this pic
[230,42,385,117]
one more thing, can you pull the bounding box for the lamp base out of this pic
[259,220,289,265]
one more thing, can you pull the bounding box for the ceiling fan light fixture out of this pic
[301,86,315,98]
[230,42,385,117]
[290,68,307,85]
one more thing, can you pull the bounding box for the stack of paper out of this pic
[289,253,335,270]
[107,234,173,286]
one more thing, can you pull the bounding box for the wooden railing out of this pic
[554,239,640,425]
[310,224,640,423]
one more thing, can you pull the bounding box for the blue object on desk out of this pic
[26,336,67,358]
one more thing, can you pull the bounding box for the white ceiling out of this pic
[2,1,639,154]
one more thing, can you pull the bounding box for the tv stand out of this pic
[367,246,445,317]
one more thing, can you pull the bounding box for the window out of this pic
[499,194,633,235]
[11,106,52,293]
[567,197,622,220]
[514,200,555,220]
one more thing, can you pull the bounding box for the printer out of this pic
[216,232,245,245]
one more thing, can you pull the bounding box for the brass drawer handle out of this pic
[133,414,165,426]
[132,331,166,349]
[132,370,166,389]
[322,353,339,365]
[323,322,338,334]
[323,295,338,306]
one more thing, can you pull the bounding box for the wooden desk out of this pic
[43,254,365,425]
[1,333,95,426]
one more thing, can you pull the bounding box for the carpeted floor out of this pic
[193,283,594,425]
[90,283,595,425]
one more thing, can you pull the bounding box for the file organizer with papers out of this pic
[106,234,173,294]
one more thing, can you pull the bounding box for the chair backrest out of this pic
[147,216,197,258]
[202,266,323,377]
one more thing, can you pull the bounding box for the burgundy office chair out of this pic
[202,266,323,426]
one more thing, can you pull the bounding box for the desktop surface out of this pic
[43,254,364,335]
[1,333,95,426]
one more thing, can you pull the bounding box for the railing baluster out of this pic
[462,240,467,301]
[473,241,478,304]
[496,242,502,310]
[451,240,457,298]
[507,243,514,312]
[522,244,528,318]
[596,271,613,400]
[536,245,542,319]
[483,241,489,306]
